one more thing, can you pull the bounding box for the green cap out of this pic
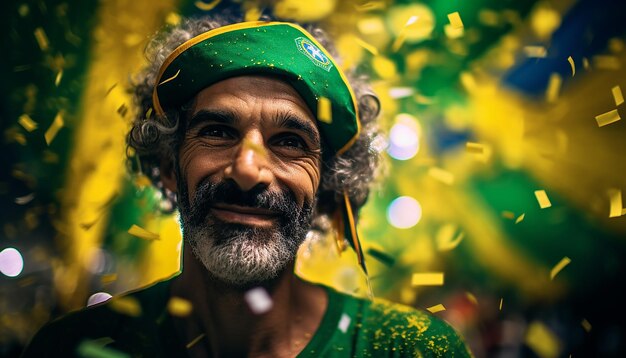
[152,21,360,156]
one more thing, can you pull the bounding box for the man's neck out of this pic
[170,245,328,358]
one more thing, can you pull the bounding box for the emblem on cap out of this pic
[295,37,333,72]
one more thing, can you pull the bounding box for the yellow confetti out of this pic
[134,174,153,189]
[545,73,562,103]
[436,224,464,251]
[244,7,262,22]
[523,46,547,58]
[581,318,592,332]
[101,273,117,285]
[444,24,464,39]
[515,213,526,224]
[525,321,561,358]
[428,167,454,185]
[194,0,221,11]
[593,55,621,70]
[582,57,590,69]
[534,190,552,209]
[34,27,49,51]
[608,189,624,218]
[412,272,444,286]
[550,256,571,280]
[465,292,478,305]
[44,112,64,145]
[18,114,38,132]
[466,141,485,154]
[501,211,515,219]
[317,97,332,124]
[460,72,477,93]
[168,297,193,317]
[567,56,575,76]
[612,86,624,106]
[165,12,181,26]
[447,12,464,29]
[595,109,621,127]
[127,224,160,241]
[372,56,397,79]
[499,298,503,311]
[109,296,142,317]
[55,70,63,86]
[354,1,386,12]
[158,69,181,86]
[355,37,379,56]
[391,16,419,52]
[426,304,446,313]
[186,333,206,349]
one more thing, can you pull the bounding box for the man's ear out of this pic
[160,159,178,193]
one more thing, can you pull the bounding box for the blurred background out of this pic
[1,0,625,356]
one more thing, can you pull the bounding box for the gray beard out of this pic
[177,178,313,287]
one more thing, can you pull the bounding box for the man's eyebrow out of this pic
[187,109,237,130]
[274,114,321,147]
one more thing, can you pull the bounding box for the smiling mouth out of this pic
[210,204,279,227]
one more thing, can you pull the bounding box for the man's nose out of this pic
[224,135,273,192]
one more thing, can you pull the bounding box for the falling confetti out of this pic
[354,1,385,12]
[515,213,526,224]
[186,334,206,349]
[465,292,478,305]
[167,297,193,317]
[76,340,129,358]
[426,304,446,313]
[499,298,503,311]
[194,0,221,11]
[391,16,418,52]
[447,12,464,29]
[109,296,142,317]
[595,109,621,127]
[244,287,273,314]
[581,318,592,332]
[355,37,379,56]
[18,114,38,132]
[44,112,64,145]
[14,193,35,205]
[428,167,454,185]
[55,70,63,86]
[411,272,444,286]
[534,190,552,209]
[436,224,464,251]
[567,56,575,76]
[338,313,351,333]
[526,321,561,358]
[550,256,571,280]
[34,27,50,51]
[317,97,332,124]
[612,86,624,106]
[524,46,548,58]
[501,211,515,219]
[608,189,624,218]
[158,69,181,86]
[127,224,160,241]
[466,141,485,154]
[546,73,562,103]
[593,55,620,70]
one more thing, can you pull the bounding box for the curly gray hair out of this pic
[127,15,382,234]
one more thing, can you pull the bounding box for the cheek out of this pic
[178,142,229,199]
[274,157,321,206]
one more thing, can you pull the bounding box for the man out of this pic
[23,17,472,357]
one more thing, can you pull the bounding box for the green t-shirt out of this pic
[22,278,472,357]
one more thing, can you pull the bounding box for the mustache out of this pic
[187,179,302,225]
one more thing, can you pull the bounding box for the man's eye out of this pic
[274,135,307,150]
[198,125,235,139]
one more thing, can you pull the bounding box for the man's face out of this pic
[173,75,322,286]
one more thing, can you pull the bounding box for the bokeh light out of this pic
[387,196,423,229]
[387,113,421,160]
[0,247,24,277]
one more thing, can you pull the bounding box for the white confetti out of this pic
[338,313,351,333]
[244,287,273,314]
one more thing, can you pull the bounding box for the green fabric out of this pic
[22,278,472,357]
[153,21,360,156]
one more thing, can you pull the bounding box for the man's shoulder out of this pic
[21,280,172,357]
[327,288,472,357]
